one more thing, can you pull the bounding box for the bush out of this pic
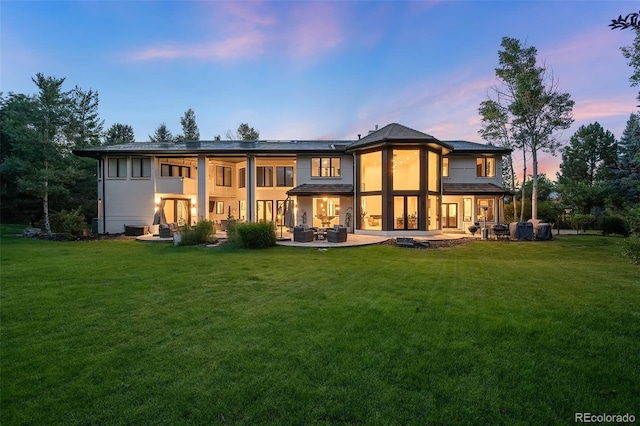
[233,221,276,249]
[52,207,87,237]
[622,236,640,265]
[225,219,239,244]
[566,213,595,233]
[178,219,216,246]
[598,215,630,237]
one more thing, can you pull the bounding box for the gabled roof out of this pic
[444,140,511,155]
[346,123,452,151]
[443,183,513,196]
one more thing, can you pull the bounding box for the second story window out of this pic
[476,157,495,178]
[312,157,340,177]
[442,158,449,177]
[131,158,151,178]
[108,158,127,178]
[276,166,294,187]
[216,166,232,187]
[161,164,191,178]
[239,167,246,188]
[257,166,273,187]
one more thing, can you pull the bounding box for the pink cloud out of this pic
[126,2,346,63]
[127,31,269,62]
[285,3,343,58]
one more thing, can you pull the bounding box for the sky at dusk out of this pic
[1,1,638,179]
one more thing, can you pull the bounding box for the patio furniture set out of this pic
[293,225,348,243]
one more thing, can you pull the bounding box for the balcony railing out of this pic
[156,177,196,194]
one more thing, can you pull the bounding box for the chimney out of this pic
[358,134,361,140]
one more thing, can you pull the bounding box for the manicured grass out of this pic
[1,229,638,425]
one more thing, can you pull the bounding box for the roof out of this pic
[287,183,354,196]
[443,183,513,196]
[73,140,353,158]
[346,123,452,151]
[72,124,509,159]
[443,140,511,155]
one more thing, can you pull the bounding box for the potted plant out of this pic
[345,207,353,232]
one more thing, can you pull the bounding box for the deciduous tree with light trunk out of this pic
[480,37,574,220]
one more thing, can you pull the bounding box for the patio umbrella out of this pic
[284,197,294,228]
[152,198,167,225]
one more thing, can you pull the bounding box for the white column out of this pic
[197,155,209,222]
[246,155,255,222]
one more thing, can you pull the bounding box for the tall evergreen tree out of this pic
[149,123,174,142]
[175,108,200,141]
[226,123,260,140]
[557,122,617,213]
[104,123,135,145]
[68,87,103,148]
[609,113,640,208]
[0,74,79,235]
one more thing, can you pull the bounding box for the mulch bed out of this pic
[382,237,475,249]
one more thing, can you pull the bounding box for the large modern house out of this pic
[73,123,511,236]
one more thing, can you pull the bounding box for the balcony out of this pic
[156,177,197,194]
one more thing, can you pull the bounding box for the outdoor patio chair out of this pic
[327,225,347,243]
[159,222,178,238]
[293,226,314,242]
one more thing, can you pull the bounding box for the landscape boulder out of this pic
[23,227,41,238]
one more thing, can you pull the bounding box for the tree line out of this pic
[0,74,260,234]
[478,30,640,236]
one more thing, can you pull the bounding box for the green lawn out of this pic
[1,227,638,425]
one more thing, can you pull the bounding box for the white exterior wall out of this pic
[103,156,156,234]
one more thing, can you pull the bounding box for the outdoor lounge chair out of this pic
[159,222,178,238]
[327,225,347,243]
[293,226,314,242]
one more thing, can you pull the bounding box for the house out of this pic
[73,123,511,236]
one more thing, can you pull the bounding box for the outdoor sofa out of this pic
[293,225,314,242]
[327,225,347,243]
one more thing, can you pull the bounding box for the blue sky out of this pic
[1,1,638,176]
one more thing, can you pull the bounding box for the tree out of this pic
[226,123,260,140]
[68,87,103,148]
[609,113,640,209]
[0,74,80,236]
[610,11,640,30]
[149,123,174,142]
[104,123,135,145]
[175,108,200,141]
[621,29,640,104]
[556,123,617,214]
[478,95,524,219]
[481,37,574,220]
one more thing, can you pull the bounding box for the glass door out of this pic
[442,203,458,229]
[393,196,419,230]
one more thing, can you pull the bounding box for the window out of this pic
[477,198,495,222]
[463,198,472,222]
[443,157,449,177]
[476,157,495,177]
[256,200,273,222]
[393,149,420,191]
[360,151,382,192]
[239,168,246,188]
[108,158,127,178]
[257,166,273,187]
[215,201,224,214]
[312,157,340,177]
[276,166,294,187]
[428,151,439,192]
[216,166,232,187]
[160,164,190,178]
[131,158,151,178]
